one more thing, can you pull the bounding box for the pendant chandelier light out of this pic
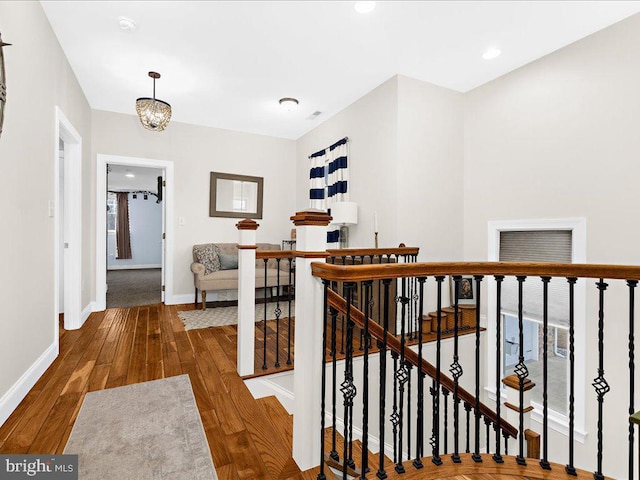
[135,71,171,131]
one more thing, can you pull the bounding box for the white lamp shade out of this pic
[331,202,358,225]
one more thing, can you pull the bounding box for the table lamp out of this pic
[331,201,358,248]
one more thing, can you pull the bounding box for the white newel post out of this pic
[237,219,259,377]
[291,210,332,471]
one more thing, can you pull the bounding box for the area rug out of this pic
[178,301,295,331]
[64,375,217,480]
[106,268,161,309]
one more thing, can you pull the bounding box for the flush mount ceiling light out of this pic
[279,97,299,111]
[482,48,502,60]
[118,16,137,32]
[354,1,376,14]
[125,170,135,178]
[135,71,172,131]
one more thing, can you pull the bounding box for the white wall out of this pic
[107,193,162,269]
[464,13,640,478]
[296,77,400,249]
[91,110,296,302]
[0,1,92,423]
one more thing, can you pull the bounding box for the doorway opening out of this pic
[96,155,174,311]
[106,164,164,308]
[55,107,83,332]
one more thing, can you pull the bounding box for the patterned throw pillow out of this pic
[193,244,221,275]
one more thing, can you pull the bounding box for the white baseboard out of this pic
[244,371,295,413]
[107,264,162,271]
[0,341,58,427]
[165,293,196,305]
[81,302,94,324]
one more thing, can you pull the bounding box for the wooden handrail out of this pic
[327,288,518,439]
[327,246,420,257]
[256,250,296,259]
[313,261,640,282]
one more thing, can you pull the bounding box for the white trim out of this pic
[54,107,84,331]
[107,264,162,271]
[165,293,196,305]
[96,155,174,311]
[244,371,295,413]
[486,217,587,438]
[0,342,58,427]
[81,302,94,322]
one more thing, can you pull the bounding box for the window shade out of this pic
[499,230,572,327]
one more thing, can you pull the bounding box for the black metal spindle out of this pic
[431,276,444,465]
[450,275,462,463]
[539,276,551,470]
[341,282,357,478]
[395,278,409,474]
[391,350,399,465]
[274,258,282,368]
[515,275,528,466]
[287,257,293,365]
[503,431,509,456]
[629,280,637,480]
[443,389,449,454]
[329,307,340,462]
[473,275,484,462]
[377,278,392,480]
[318,280,329,480]
[262,258,268,370]
[465,403,471,454]
[485,417,491,456]
[493,275,504,463]
[593,279,610,480]
[360,280,373,479]
[566,278,577,476]
[407,363,413,467]
[413,277,427,470]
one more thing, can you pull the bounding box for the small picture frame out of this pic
[449,276,476,305]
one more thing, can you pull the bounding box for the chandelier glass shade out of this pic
[136,71,171,131]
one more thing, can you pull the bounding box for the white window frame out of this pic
[485,218,587,443]
[107,192,117,235]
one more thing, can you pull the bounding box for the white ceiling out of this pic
[41,1,640,140]
[108,164,163,192]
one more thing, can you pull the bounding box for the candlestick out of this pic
[375,232,379,249]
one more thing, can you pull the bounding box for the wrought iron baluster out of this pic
[274,258,282,368]
[629,280,637,480]
[450,276,463,464]
[407,363,412,467]
[473,275,484,462]
[503,431,509,456]
[340,257,346,355]
[391,350,400,465]
[515,275,528,466]
[593,279,610,480]
[493,275,504,463]
[287,257,293,365]
[329,307,339,462]
[262,258,268,370]
[465,403,471,454]
[318,280,329,480]
[360,280,373,479]
[377,279,392,480]
[565,278,577,476]
[395,277,409,473]
[443,389,450,454]
[431,276,444,465]
[341,282,357,478]
[538,276,551,469]
[485,417,491,457]
[413,277,427,470]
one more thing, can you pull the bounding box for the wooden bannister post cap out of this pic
[502,374,536,391]
[236,218,259,230]
[290,210,332,226]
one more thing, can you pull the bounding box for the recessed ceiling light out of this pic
[482,48,502,60]
[118,16,137,32]
[354,1,376,14]
[279,97,299,111]
[125,171,135,178]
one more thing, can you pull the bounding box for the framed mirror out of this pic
[209,171,263,219]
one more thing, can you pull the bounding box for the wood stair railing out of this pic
[326,288,518,440]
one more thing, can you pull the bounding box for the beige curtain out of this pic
[115,192,132,259]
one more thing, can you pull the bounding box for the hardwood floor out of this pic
[0,304,599,480]
[0,304,300,479]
